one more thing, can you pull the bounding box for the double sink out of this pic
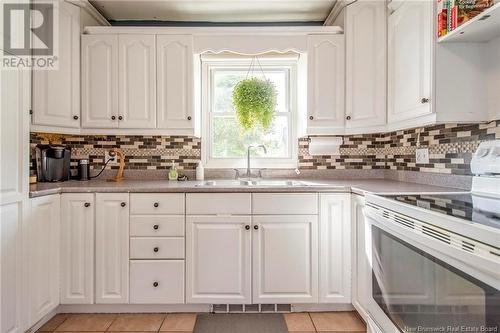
[194,179,329,188]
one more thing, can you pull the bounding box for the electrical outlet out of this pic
[104,150,118,165]
[416,148,429,164]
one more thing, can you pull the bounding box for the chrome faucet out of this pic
[246,145,267,178]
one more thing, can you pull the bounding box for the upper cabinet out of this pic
[81,34,119,128]
[388,0,432,124]
[119,35,157,128]
[157,35,194,131]
[307,35,345,135]
[32,1,80,128]
[345,0,387,131]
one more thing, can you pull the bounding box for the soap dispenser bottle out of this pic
[168,160,178,181]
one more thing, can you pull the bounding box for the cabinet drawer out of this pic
[130,237,184,259]
[186,193,251,215]
[130,193,184,215]
[252,193,318,215]
[130,260,184,304]
[130,215,184,237]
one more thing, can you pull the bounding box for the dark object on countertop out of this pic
[35,144,71,182]
[78,159,90,181]
[178,174,188,181]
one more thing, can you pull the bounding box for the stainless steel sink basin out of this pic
[194,179,329,187]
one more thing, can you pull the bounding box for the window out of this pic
[202,56,298,168]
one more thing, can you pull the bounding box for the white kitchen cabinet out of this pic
[252,215,318,303]
[319,194,351,304]
[27,195,60,325]
[81,34,119,128]
[32,1,80,128]
[156,35,194,132]
[119,35,156,128]
[186,216,252,304]
[1,52,30,333]
[60,193,95,304]
[307,34,345,135]
[345,1,386,131]
[352,194,370,320]
[388,0,432,124]
[95,193,129,304]
[130,260,184,304]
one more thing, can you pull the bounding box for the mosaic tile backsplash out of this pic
[30,120,499,176]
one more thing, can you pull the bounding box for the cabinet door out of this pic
[32,1,80,128]
[307,35,345,134]
[82,34,119,128]
[319,194,351,303]
[95,193,129,304]
[388,0,432,123]
[186,216,251,304]
[156,35,194,131]
[252,215,318,303]
[345,1,386,129]
[60,193,94,304]
[119,35,156,128]
[28,195,60,324]
[1,51,30,333]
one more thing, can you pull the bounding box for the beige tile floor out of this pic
[38,312,365,333]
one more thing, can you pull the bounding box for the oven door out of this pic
[364,204,500,333]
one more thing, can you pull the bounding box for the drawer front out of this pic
[130,237,184,259]
[130,260,184,304]
[186,193,251,215]
[130,193,184,215]
[130,215,184,237]
[252,193,318,215]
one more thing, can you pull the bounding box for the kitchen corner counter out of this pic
[29,179,468,198]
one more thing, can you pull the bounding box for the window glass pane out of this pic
[212,115,289,158]
[212,69,288,114]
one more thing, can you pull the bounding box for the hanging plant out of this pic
[232,58,277,131]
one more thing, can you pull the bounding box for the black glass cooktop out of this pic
[383,193,500,230]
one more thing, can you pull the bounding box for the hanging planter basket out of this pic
[232,58,277,131]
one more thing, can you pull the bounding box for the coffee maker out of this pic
[35,144,71,182]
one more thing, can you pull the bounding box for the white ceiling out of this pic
[89,0,337,23]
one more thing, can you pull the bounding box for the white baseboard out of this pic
[26,308,59,333]
[291,303,354,312]
[57,304,211,313]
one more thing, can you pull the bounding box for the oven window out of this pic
[371,225,500,332]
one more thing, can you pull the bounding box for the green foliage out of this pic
[232,77,277,131]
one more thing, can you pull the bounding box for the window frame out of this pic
[201,57,298,169]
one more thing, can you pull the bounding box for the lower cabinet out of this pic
[60,193,95,304]
[28,195,60,325]
[252,215,318,304]
[186,216,252,304]
[95,193,129,304]
[319,194,351,303]
[130,260,184,304]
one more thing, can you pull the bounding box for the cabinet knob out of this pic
[153,281,159,287]
[118,115,123,120]
[84,202,91,208]
[73,115,79,120]
[153,247,159,253]
[121,202,126,207]
[245,225,250,230]
[153,224,159,230]
[421,97,429,104]
[309,116,314,120]
[187,116,192,120]
[111,116,116,120]
[346,115,351,120]
[253,225,259,230]
[153,202,159,208]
